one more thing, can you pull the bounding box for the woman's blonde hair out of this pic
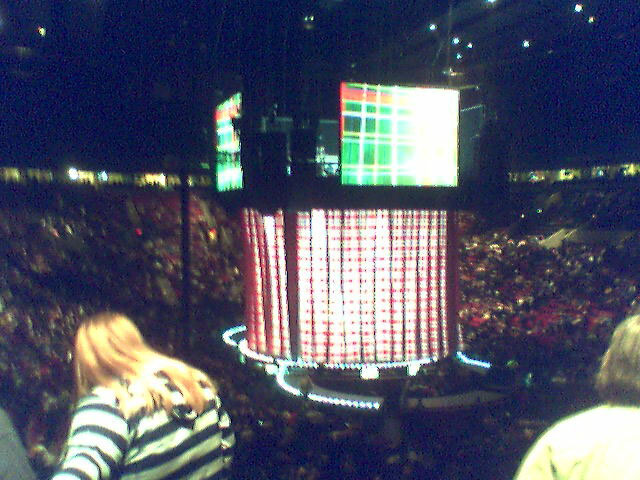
[74,312,216,417]
[595,314,640,405]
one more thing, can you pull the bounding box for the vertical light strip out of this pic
[343,210,360,362]
[254,212,269,353]
[275,211,290,358]
[359,210,376,362]
[403,210,418,359]
[390,210,405,361]
[354,210,364,361]
[374,210,392,361]
[297,212,313,360]
[248,210,266,353]
[439,211,449,355]
[311,209,329,361]
[241,210,256,352]
[263,215,281,356]
[327,210,345,363]
[417,211,430,356]
[428,210,440,356]
[246,209,258,352]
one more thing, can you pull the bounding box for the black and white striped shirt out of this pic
[52,381,234,480]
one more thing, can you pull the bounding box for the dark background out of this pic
[1,0,638,172]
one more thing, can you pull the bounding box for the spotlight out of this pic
[522,39,531,48]
[574,4,583,12]
[452,37,460,45]
[466,42,473,49]
[456,52,463,60]
[302,13,316,30]
[68,168,79,181]
[588,16,596,23]
[429,23,438,31]
[37,26,46,37]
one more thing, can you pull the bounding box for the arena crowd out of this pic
[1,179,639,479]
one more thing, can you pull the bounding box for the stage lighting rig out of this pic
[215,78,492,410]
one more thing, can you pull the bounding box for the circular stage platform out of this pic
[224,325,509,411]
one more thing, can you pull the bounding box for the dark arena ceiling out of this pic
[0,0,638,170]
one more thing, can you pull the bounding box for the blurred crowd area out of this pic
[0,182,244,455]
[507,181,640,231]
[1,181,640,479]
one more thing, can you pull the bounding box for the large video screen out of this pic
[215,92,242,191]
[340,82,459,187]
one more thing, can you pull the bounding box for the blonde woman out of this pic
[515,314,640,479]
[52,312,234,480]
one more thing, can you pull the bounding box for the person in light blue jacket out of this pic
[515,313,640,480]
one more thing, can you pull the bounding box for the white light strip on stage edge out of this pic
[222,327,490,410]
[222,326,490,370]
[275,366,382,410]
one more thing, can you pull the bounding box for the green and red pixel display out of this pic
[340,82,459,187]
[215,92,243,192]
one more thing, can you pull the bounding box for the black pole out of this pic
[180,165,192,352]
[446,0,454,86]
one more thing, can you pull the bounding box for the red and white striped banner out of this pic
[242,208,458,364]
